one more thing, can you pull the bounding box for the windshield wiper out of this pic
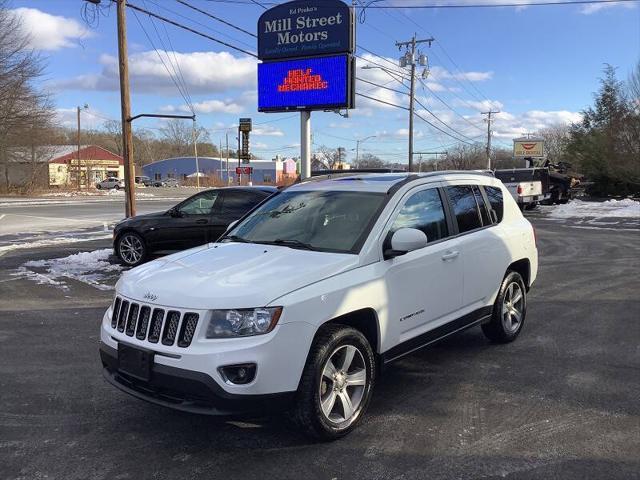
[220,234,250,243]
[264,238,316,251]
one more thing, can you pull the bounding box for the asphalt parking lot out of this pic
[1,209,639,479]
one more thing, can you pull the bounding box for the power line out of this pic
[144,0,256,49]
[356,77,409,96]
[141,0,194,112]
[130,8,194,112]
[356,92,409,110]
[359,0,638,8]
[126,1,258,57]
[418,78,484,132]
[413,96,481,143]
[175,0,256,38]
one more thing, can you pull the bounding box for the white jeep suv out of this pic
[100,171,537,440]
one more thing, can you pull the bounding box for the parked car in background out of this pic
[135,176,152,186]
[113,186,277,266]
[153,178,180,187]
[101,172,537,439]
[96,177,125,190]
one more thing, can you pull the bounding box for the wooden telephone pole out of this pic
[116,0,136,217]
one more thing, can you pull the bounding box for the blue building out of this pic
[142,156,294,184]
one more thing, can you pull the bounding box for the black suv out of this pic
[113,186,276,266]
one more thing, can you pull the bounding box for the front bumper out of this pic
[100,342,295,415]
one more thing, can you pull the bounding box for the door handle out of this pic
[195,219,208,224]
[441,250,459,261]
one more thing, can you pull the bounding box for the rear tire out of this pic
[116,232,147,267]
[291,324,376,441]
[114,185,120,190]
[482,271,527,343]
[96,184,102,190]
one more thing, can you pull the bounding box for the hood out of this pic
[116,242,359,310]
[115,211,166,228]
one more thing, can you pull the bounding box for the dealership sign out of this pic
[257,0,353,60]
[513,138,545,157]
[258,55,351,112]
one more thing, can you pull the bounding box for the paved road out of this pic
[0,189,191,238]
[0,217,639,479]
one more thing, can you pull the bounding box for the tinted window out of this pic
[178,191,219,216]
[446,186,482,233]
[221,190,267,218]
[473,185,491,225]
[391,188,448,243]
[484,186,504,222]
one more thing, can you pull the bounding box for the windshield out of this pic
[224,190,386,253]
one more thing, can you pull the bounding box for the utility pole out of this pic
[482,110,500,170]
[225,132,230,184]
[76,106,81,191]
[396,34,433,171]
[192,119,200,189]
[300,111,311,179]
[116,0,136,217]
[237,130,241,185]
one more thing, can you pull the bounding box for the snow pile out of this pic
[15,248,122,290]
[106,189,155,197]
[43,191,105,197]
[548,199,640,219]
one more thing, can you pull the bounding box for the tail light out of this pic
[517,185,523,194]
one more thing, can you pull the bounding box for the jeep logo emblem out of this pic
[143,292,158,301]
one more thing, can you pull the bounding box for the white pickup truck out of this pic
[494,168,550,209]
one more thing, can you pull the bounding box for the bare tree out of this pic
[537,124,571,164]
[353,153,386,169]
[0,1,54,191]
[315,145,345,169]
[158,118,211,159]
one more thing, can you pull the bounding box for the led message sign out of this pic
[258,55,351,112]
[257,0,353,60]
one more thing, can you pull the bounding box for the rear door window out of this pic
[484,186,504,223]
[473,185,491,225]
[220,190,267,218]
[390,188,448,243]
[446,185,482,233]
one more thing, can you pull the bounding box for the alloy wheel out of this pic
[319,344,367,426]
[502,282,524,333]
[119,234,144,265]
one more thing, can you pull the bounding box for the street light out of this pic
[355,135,377,163]
[76,104,89,190]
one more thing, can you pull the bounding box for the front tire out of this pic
[116,232,147,267]
[291,324,376,441]
[482,271,527,343]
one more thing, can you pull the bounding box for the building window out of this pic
[154,173,161,180]
[263,174,272,183]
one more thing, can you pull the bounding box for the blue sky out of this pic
[10,0,640,162]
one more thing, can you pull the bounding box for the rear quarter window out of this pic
[484,186,504,223]
[446,185,483,233]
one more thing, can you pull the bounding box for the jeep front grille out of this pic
[110,297,199,348]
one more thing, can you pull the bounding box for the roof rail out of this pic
[310,168,406,177]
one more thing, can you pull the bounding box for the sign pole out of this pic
[300,111,311,180]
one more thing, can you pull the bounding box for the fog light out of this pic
[219,363,256,385]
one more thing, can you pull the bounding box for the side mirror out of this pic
[384,228,428,259]
[169,207,182,218]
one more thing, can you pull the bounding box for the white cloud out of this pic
[11,8,93,51]
[491,110,582,139]
[429,66,493,83]
[163,99,244,114]
[581,1,637,14]
[253,124,284,137]
[50,50,257,94]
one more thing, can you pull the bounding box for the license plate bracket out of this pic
[118,343,154,382]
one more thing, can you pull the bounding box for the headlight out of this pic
[205,307,283,338]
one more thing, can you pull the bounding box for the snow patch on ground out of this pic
[42,190,155,198]
[14,249,122,290]
[546,199,640,219]
[0,232,112,254]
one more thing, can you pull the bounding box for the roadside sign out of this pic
[239,118,252,132]
[257,0,353,61]
[258,54,352,112]
[513,138,544,158]
[236,166,253,175]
